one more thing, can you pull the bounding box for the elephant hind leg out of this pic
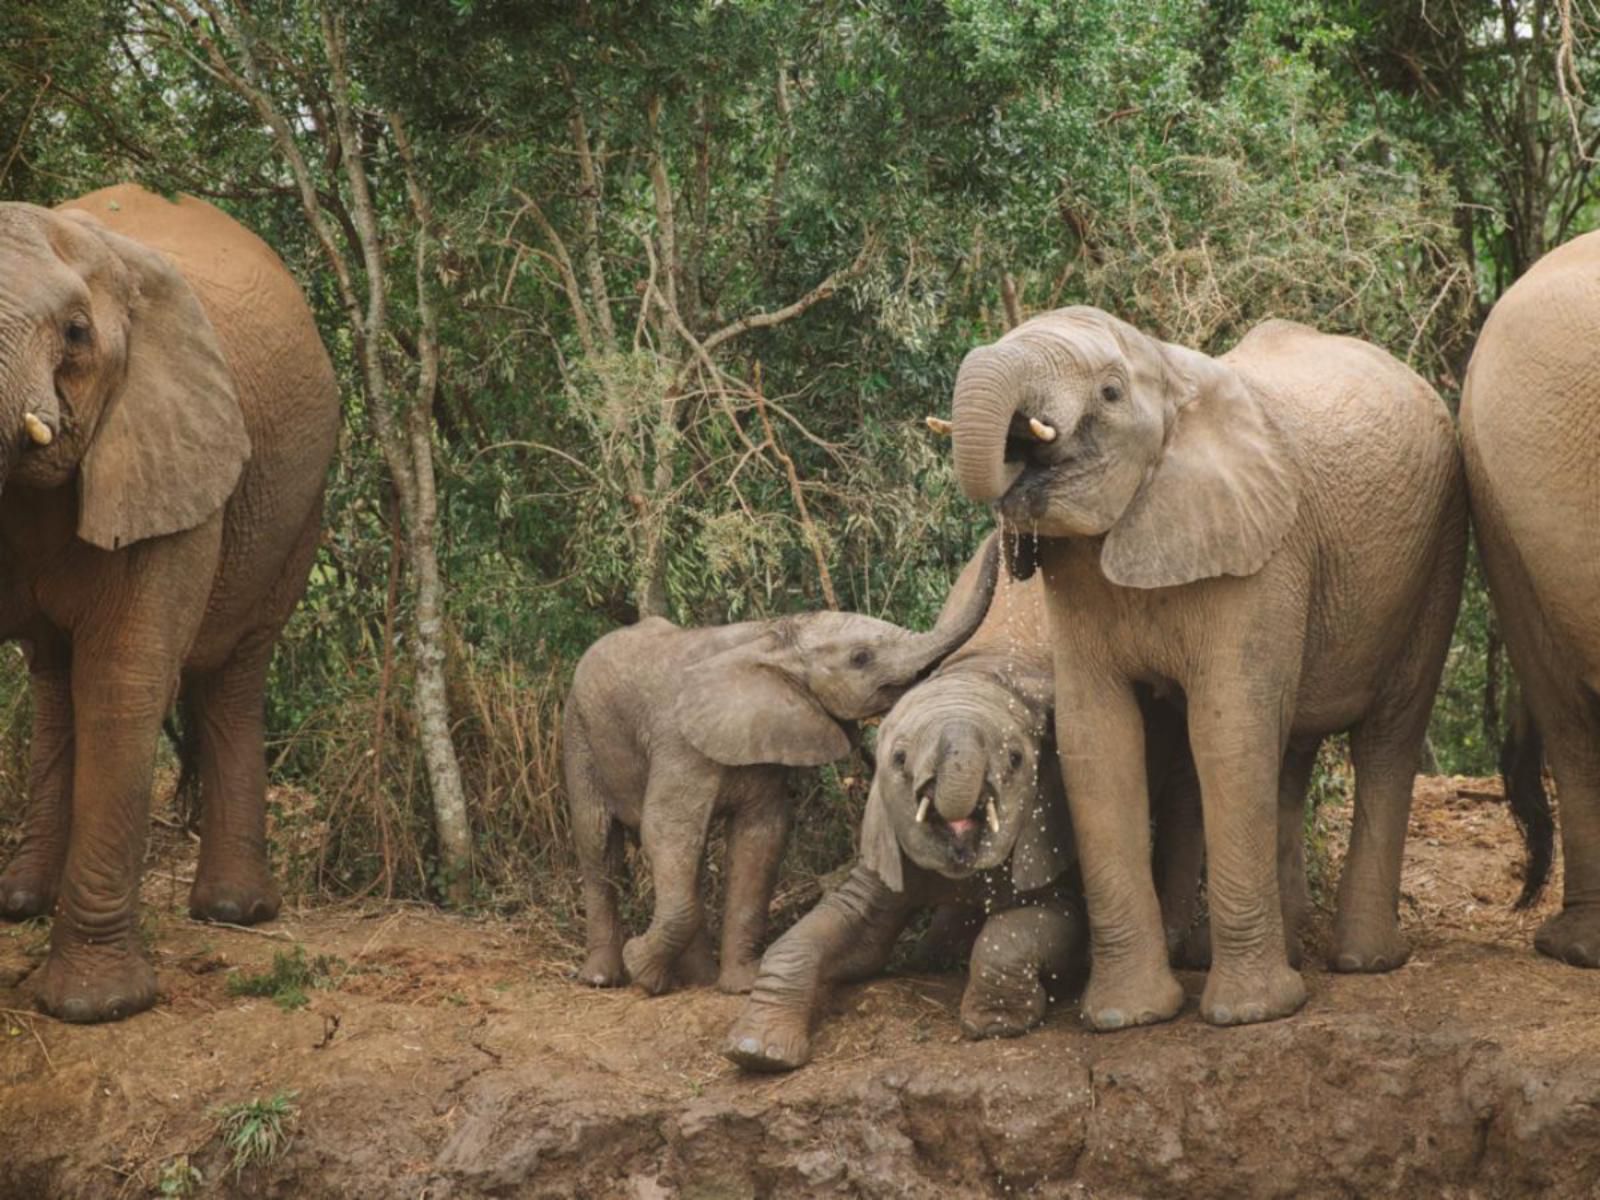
[185,631,282,926]
[563,708,628,987]
[0,641,74,919]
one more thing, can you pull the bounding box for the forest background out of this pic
[1,0,1593,927]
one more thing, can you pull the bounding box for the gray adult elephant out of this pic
[947,308,1465,1029]
[722,552,1206,1071]
[562,538,998,996]
[1462,231,1600,967]
[0,185,339,1022]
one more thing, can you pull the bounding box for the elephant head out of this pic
[671,535,1001,767]
[0,202,249,548]
[858,669,1070,893]
[946,306,1298,588]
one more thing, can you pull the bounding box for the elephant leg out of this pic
[717,785,790,994]
[723,864,916,1072]
[1535,718,1600,966]
[32,540,215,1022]
[563,709,629,987]
[1277,739,1319,970]
[0,641,74,919]
[1056,675,1182,1031]
[622,769,715,996]
[674,924,720,987]
[960,900,1086,1040]
[908,903,985,972]
[1187,677,1306,1028]
[186,630,282,926]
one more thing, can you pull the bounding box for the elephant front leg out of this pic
[717,788,790,993]
[723,864,915,1072]
[622,773,715,995]
[1057,677,1183,1031]
[1187,680,1306,1027]
[0,646,73,919]
[186,632,283,926]
[959,900,1086,1040]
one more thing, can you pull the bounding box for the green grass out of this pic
[212,1091,299,1180]
[225,945,342,1011]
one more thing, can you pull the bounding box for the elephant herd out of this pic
[0,184,1590,1047]
[572,252,1600,1070]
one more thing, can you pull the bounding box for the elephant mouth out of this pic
[915,784,1001,871]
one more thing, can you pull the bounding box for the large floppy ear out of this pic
[1010,745,1075,893]
[1100,340,1298,590]
[74,221,250,550]
[674,639,852,767]
[858,776,905,892]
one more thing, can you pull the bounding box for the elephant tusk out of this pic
[22,412,53,447]
[1027,417,1057,443]
[924,415,953,437]
[915,795,931,823]
[985,796,1000,834]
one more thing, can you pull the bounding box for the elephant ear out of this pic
[858,776,905,892]
[1100,341,1298,590]
[674,639,851,768]
[76,222,250,550]
[1011,748,1075,893]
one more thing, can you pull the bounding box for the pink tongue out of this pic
[948,817,977,836]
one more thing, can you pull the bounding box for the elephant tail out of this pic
[164,693,204,835]
[1501,700,1554,909]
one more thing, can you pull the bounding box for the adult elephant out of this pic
[0,185,339,1022]
[1462,232,1600,967]
[947,308,1465,1028]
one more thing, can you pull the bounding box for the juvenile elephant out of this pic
[949,309,1465,1029]
[1463,231,1600,967]
[722,553,1205,1071]
[0,186,339,1022]
[562,537,998,995]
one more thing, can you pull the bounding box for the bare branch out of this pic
[701,236,874,356]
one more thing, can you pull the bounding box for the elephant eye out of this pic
[850,647,873,669]
[64,316,92,349]
[1008,749,1024,769]
[892,747,906,768]
[1100,382,1122,404]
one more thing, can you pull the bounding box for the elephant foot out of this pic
[717,958,760,995]
[574,946,625,988]
[959,977,1048,1040]
[30,943,157,1024]
[1329,921,1410,973]
[622,935,677,996]
[0,853,60,920]
[1534,904,1600,968]
[1081,957,1184,1032]
[189,872,282,927]
[1199,961,1306,1027]
[722,1004,812,1072]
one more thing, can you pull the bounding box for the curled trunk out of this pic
[880,533,1001,683]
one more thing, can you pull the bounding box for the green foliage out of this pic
[155,1156,203,1198]
[211,1091,299,1180]
[226,946,342,1012]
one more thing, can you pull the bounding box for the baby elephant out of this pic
[724,560,1202,1071]
[562,538,999,995]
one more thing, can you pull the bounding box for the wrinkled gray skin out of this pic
[0,187,337,1023]
[562,538,999,995]
[948,308,1465,1030]
[723,555,1206,1072]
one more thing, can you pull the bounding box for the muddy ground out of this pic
[1,776,1597,1199]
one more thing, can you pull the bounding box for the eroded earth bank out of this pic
[2,776,1597,1199]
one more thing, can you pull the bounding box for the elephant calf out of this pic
[562,538,998,995]
[723,559,1203,1071]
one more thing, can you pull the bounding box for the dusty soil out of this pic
[1,777,1597,1199]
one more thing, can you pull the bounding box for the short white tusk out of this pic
[23,413,53,447]
[924,415,953,437]
[985,796,1000,834]
[1027,416,1057,443]
[915,795,931,824]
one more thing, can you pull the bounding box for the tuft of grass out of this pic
[155,1155,203,1197]
[212,1090,298,1180]
[226,945,342,1011]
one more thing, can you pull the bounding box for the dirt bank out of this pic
[1,776,1596,1199]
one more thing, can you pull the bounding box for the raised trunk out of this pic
[951,344,1026,504]
[880,533,1001,683]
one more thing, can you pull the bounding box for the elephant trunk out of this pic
[951,343,1028,504]
[878,532,1001,684]
[0,309,59,479]
[929,720,988,824]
